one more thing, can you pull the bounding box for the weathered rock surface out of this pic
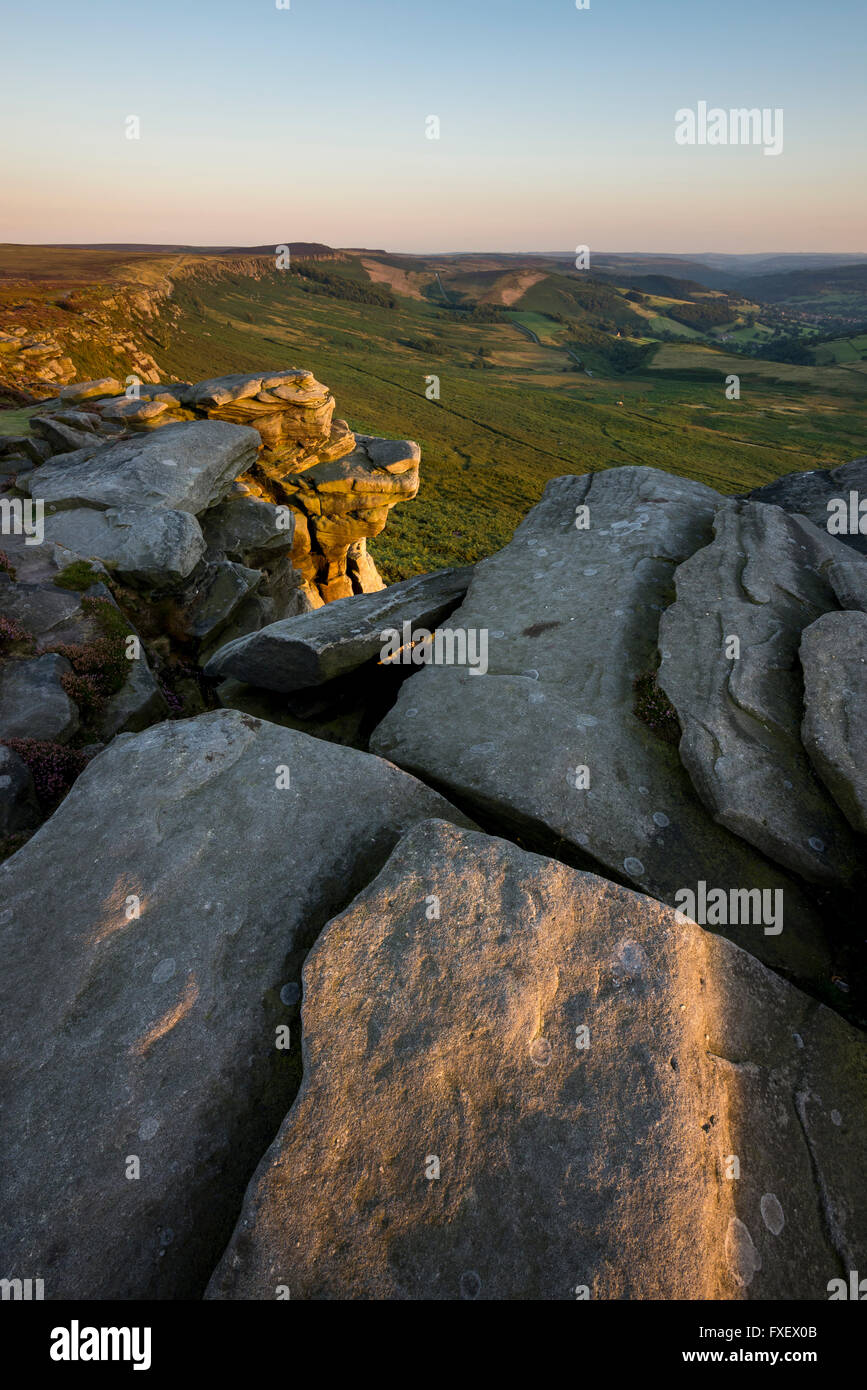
[44,505,206,586]
[182,561,262,643]
[206,565,472,692]
[27,420,260,515]
[657,501,861,884]
[208,819,867,1301]
[0,709,472,1299]
[201,493,294,563]
[821,554,867,613]
[0,652,79,742]
[801,611,867,836]
[371,467,831,987]
[749,457,867,555]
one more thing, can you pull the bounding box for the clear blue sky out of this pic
[1,0,864,251]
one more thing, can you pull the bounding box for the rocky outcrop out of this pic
[370,467,835,993]
[44,505,206,587]
[10,370,419,606]
[2,399,866,1308]
[28,419,260,515]
[206,565,472,692]
[208,819,867,1301]
[657,501,862,884]
[749,457,867,556]
[0,367,425,853]
[0,710,472,1300]
[801,611,867,836]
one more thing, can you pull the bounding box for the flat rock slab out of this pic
[27,420,260,515]
[208,819,867,1301]
[44,505,205,586]
[0,709,471,1299]
[749,457,867,556]
[206,566,472,692]
[371,467,830,988]
[801,611,867,836]
[658,501,861,884]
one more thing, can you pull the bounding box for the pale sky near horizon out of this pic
[1,0,864,253]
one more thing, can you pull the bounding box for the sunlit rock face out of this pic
[207,819,867,1302]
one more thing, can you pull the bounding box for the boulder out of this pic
[0,709,472,1299]
[27,420,260,516]
[44,505,206,587]
[181,561,262,644]
[201,494,294,563]
[59,378,123,403]
[801,611,867,836]
[657,501,861,884]
[0,653,79,742]
[371,467,831,987]
[748,457,867,555]
[206,565,472,692]
[821,554,867,613]
[30,415,98,455]
[207,819,867,1301]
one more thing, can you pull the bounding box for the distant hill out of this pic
[740,261,867,304]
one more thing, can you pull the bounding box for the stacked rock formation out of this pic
[0,368,422,849]
[11,369,420,604]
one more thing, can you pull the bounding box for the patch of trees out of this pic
[291,265,395,309]
[622,274,706,299]
[666,299,734,331]
[607,339,658,372]
[398,336,440,354]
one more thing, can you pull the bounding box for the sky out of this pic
[1,0,865,253]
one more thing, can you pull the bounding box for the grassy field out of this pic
[154,269,867,579]
[3,253,866,582]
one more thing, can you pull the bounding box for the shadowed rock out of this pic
[801,610,867,836]
[657,501,861,884]
[749,457,867,556]
[0,710,471,1299]
[44,505,206,587]
[206,565,472,692]
[0,652,79,742]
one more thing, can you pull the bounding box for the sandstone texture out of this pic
[208,819,867,1301]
